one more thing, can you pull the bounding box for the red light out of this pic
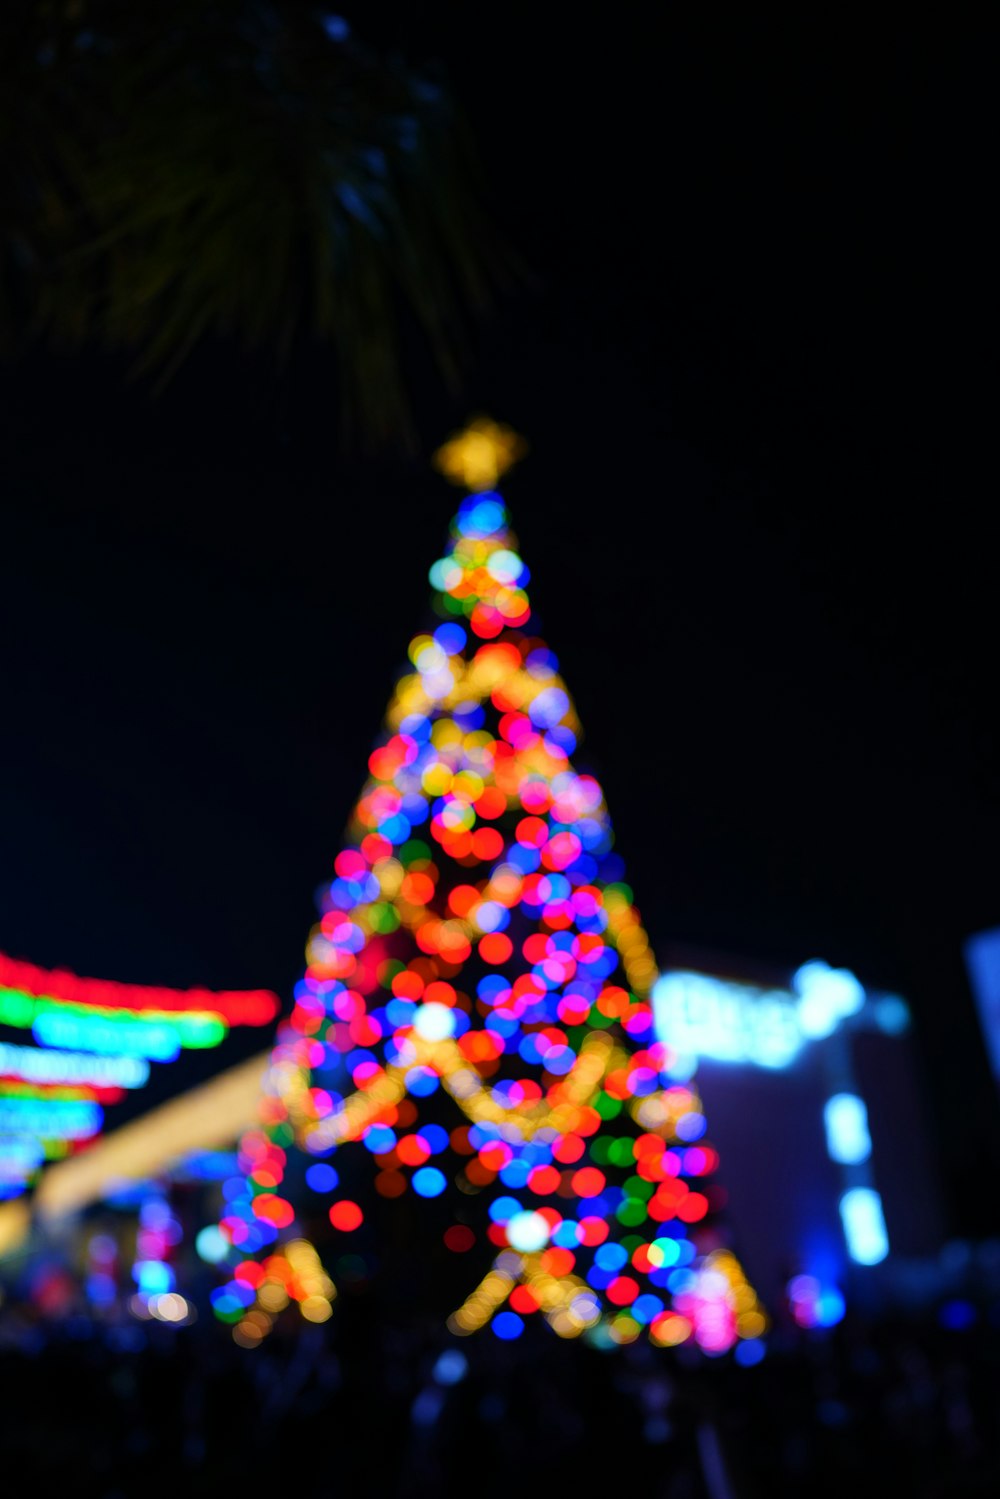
[571,1167,606,1198]
[479,934,513,964]
[0,951,278,1026]
[607,1276,639,1306]
[528,1165,560,1195]
[396,1134,431,1167]
[577,1216,609,1247]
[329,1201,363,1231]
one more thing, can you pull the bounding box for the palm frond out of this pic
[0,2,509,446]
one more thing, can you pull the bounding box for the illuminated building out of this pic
[652,944,943,1322]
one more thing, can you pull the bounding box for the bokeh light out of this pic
[214,444,763,1354]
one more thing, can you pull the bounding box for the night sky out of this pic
[2,12,996,1232]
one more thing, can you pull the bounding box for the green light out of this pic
[616,1198,648,1226]
[0,985,227,1049]
[595,1093,623,1120]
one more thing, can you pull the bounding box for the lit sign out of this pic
[839,1187,889,1265]
[0,1041,150,1089]
[0,1097,102,1140]
[0,1133,44,1185]
[652,964,908,1072]
[652,972,803,1069]
[32,1012,183,1061]
[653,964,900,1271]
[823,1094,871,1164]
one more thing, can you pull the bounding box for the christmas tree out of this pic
[212,419,765,1355]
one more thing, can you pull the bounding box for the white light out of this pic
[824,1094,871,1164]
[412,1003,456,1042]
[415,642,447,674]
[149,1292,190,1323]
[652,972,803,1069]
[794,962,865,1039]
[840,1187,889,1264]
[421,667,455,701]
[0,1042,149,1088]
[505,1210,550,1253]
[195,1225,229,1264]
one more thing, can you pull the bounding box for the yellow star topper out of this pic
[432,416,527,491]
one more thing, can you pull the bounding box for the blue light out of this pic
[457,493,506,538]
[305,1163,339,1193]
[840,1187,889,1264]
[475,901,509,933]
[227,1278,257,1308]
[386,997,416,1028]
[33,1012,180,1061]
[433,623,466,656]
[452,701,485,728]
[174,1150,238,1181]
[545,726,577,757]
[675,1111,707,1142]
[631,1294,664,1325]
[823,1094,871,1164]
[433,1350,468,1384]
[525,647,559,676]
[0,1096,103,1139]
[418,1123,449,1154]
[363,1124,396,1154]
[586,1265,614,1291]
[594,1242,629,1272]
[488,1195,521,1224]
[939,1299,977,1331]
[814,1287,847,1327]
[405,1066,439,1097]
[378,813,411,845]
[195,1226,230,1264]
[477,975,509,1006]
[492,1311,524,1340]
[528,688,570,729]
[209,1290,246,1319]
[873,995,911,1035]
[507,842,540,875]
[735,1339,766,1367]
[135,1261,174,1295]
[85,1272,117,1306]
[667,1268,698,1295]
[412,1167,447,1198]
[499,1159,532,1189]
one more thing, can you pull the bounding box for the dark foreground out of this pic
[2,1301,999,1499]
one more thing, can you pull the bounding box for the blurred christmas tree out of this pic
[212,420,765,1355]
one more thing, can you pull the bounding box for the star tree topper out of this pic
[433,416,528,491]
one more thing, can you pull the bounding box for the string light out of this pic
[216,424,763,1353]
[0,953,279,1198]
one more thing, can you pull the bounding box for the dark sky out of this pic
[2,11,996,1231]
